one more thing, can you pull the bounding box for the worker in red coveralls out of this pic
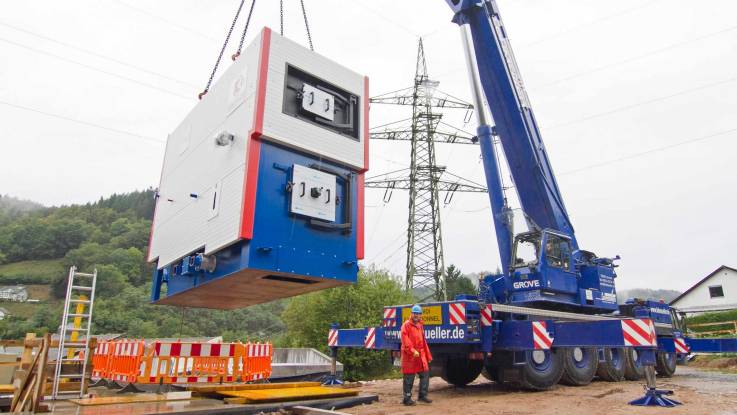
[400,304,433,406]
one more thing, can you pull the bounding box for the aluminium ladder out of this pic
[51,266,97,399]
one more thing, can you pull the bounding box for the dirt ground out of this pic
[343,366,737,415]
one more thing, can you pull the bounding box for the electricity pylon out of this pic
[368,39,486,301]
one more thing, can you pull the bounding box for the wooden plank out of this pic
[0,384,14,394]
[70,391,192,406]
[218,386,358,404]
[11,333,36,411]
[30,334,50,412]
[44,381,84,394]
[189,381,321,394]
[291,406,352,415]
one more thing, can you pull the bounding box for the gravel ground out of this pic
[343,366,737,415]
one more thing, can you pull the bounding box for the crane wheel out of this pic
[497,349,564,391]
[655,351,677,377]
[560,347,598,386]
[596,347,626,382]
[481,351,510,384]
[440,357,483,387]
[623,348,645,380]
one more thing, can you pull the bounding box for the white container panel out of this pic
[261,34,366,170]
[149,32,264,266]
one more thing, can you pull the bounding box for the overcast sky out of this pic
[1,0,736,292]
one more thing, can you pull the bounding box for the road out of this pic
[344,367,737,415]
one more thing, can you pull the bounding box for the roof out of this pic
[0,286,27,293]
[670,265,737,306]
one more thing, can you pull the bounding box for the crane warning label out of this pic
[401,305,442,325]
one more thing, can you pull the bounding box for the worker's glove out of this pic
[413,350,420,358]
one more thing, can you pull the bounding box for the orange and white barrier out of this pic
[91,339,273,385]
[91,340,112,379]
[106,339,145,383]
[139,341,241,384]
[244,343,273,381]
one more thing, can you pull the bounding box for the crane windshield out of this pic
[512,232,540,268]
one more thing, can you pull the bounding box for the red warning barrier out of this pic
[91,339,273,385]
[139,341,241,384]
[106,339,145,383]
[244,342,273,381]
[91,340,112,379]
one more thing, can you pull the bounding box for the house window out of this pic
[709,285,724,298]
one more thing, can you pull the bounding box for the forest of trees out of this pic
[0,189,287,341]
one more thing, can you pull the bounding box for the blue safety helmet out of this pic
[411,304,422,314]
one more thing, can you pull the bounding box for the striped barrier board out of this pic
[364,327,376,349]
[449,303,466,325]
[621,319,657,347]
[383,307,397,327]
[154,342,237,357]
[480,304,493,327]
[153,375,237,384]
[532,321,553,350]
[328,329,338,347]
[247,343,271,357]
[674,337,689,354]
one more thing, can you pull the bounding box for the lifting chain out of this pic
[280,0,284,36]
[199,0,315,99]
[300,0,314,51]
[199,0,247,99]
[233,0,258,60]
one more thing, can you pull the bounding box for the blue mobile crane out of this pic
[328,0,737,407]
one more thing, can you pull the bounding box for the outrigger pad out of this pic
[321,375,344,386]
[629,388,682,407]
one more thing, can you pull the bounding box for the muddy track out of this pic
[344,367,737,415]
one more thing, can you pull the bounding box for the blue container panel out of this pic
[151,141,359,309]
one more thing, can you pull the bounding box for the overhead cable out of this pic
[0,99,164,145]
[0,37,191,100]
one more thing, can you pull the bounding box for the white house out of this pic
[0,307,8,320]
[0,286,28,302]
[670,265,737,314]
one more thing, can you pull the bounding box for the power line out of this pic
[420,126,737,208]
[519,0,663,48]
[0,37,192,100]
[352,0,419,38]
[534,24,737,90]
[559,126,737,176]
[0,99,164,145]
[110,0,219,43]
[545,75,737,130]
[0,20,200,89]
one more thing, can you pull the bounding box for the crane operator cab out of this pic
[482,229,619,313]
[147,28,369,309]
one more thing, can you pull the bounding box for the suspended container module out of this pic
[148,27,369,309]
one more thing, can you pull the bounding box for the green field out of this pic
[0,259,65,284]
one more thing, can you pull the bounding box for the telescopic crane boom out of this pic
[447,0,618,313]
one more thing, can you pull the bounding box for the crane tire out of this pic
[560,347,598,386]
[596,347,626,382]
[440,357,483,387]
[623,348,645,381]
[655,351,677,377]
[506,349,564,391]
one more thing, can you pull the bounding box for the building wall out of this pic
[672,268,737,312]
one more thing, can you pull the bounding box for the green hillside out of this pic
[0,189,288,341]
[0,259,65,284]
